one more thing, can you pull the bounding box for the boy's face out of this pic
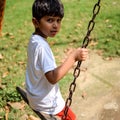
[33,16,62,38]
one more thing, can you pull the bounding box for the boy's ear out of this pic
[32,17,39,28]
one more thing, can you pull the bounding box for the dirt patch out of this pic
[70,51,120,120]
[99,94,120,120]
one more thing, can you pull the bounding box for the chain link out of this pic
[62,0,101,119]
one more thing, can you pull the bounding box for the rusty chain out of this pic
[62,0,101,119]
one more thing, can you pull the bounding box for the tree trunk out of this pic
[0,0,6,36]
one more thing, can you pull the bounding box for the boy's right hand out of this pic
[74,48,88,61]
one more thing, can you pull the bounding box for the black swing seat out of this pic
[16,86,61,120]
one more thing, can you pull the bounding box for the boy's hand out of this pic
[74,48,88,61]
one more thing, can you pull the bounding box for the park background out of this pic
[0,0,120,119]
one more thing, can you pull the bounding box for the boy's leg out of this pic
[56,107,76,120]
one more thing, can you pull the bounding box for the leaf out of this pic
[7,102,25,110]
[9,35,15,39]
[18,61,25,65]
[20,114,28,120]
[81,91,87,99]
[5,32,13,37]
[49,41,55,46]
[28,115,39,120]
[89,41,98,47]
[2,71,9,78]
[64,48,75,55]
[0,116,3,119]
[0,53,4,60]
[5,106,10,120]
[0,84,6,89]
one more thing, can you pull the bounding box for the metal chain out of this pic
[62,0,101,119]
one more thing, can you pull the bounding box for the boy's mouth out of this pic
[51,30,58,35]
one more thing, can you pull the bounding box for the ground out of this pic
[9,50,120,120]
[71,50,120,120]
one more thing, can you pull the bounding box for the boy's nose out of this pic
[53,22,58,28]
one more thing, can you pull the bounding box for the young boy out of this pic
[25,0,88,119]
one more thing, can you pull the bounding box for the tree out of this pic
[0,0,6,36]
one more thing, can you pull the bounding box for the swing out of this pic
[16,87,60,120]
[16,0,101,119]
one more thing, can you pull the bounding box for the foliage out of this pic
[0,88,21,107]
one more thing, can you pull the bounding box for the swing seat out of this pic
[16,86,60,120]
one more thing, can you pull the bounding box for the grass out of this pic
[0,0,120,119]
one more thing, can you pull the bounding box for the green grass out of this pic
[0,0,120,119]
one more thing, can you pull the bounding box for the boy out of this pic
[26,0,88,119]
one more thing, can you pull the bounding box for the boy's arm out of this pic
[45,48,88,84]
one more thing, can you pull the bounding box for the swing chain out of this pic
[62,0,101,119]
[82,0,101,48]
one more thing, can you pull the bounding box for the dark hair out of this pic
[32,0,64,20]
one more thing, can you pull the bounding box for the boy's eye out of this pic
[47,18,53,23]
[46,17,62,23]
[57,18,62,23]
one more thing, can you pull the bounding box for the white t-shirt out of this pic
[25,35,65,115]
